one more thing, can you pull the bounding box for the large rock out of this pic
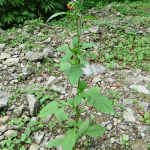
[25,51,43,61]
[89,26,101,34]
[32,131,45,144]
[4,130,19,139]
[0,44,5,51]
[28,143,40,150]
[0,53,10,59]
[129,139,148,150]
[27,94,39,116]
[123,107,136,123]
[43,48,54,58]
[81,63,106,76]
[3,58,19,66]
[130,85,150,94]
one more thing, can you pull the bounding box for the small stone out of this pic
[106,124,113,130]
[28,143,40,150]
[0,44,5,51]
[4,130,19,139]
[0,116,9,122]
[89,26,101,33]
[92,75,101,83]
[46,76,58,86]
[110,137,116,143]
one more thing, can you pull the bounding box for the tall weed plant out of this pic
[39,1,116,150]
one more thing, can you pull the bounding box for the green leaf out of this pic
[38,101,61,118]
[84,124,106,137]
[78,80,87,93]
[73,36,78,48]
[78,120,89,138]
[68,65,82,87]
[25,139,31,143]
[62,129,77,150]
[47,12,66,23]
[80,61,89,65]
[55,46,69,51]
[46,138,63,148]
[74,94,82,106]
[59,52,73,63]
[40,95,50,105]
[67,99,75,108]
[82,43,96,49]
[55,108,69,121]
[85,15,98,19]
[60,63,71,71]
[86,87,115,114]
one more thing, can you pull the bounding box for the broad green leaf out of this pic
[25,139,31,143]
[78,120,89,138]
[38,101,61,118]
[55,46,69,51]
[47,12,66,23]
[67,99,75,108]
[73,36,78,48]
[85,15,98,19]
[78,80,87,93]
[59,52,73,63]
[74,94,82,106]
[40,95,50,104]
[84,124,106,137]
[82,93,89,100]
[55,108,69,121]
[90,93,115,114]
[60,63,71,71]
[46,138,63,148]
[68,65,82,87]
[80,60,89,65]
[62,129,77,150]
[77,53,83,60]
[86,87,100,95]
[24,129,31,136]
[82,43,96,49]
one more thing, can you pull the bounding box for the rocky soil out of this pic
[0,3,150,150]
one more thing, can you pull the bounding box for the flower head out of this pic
[67,2,75,10]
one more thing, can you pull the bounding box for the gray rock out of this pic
[110,137,116,143]
[27,94,39,116]
[40,136,49,147]
[43,38,51,44]
[28,143,40,150]
[18,44,25,50]
[46,76,58,86]
[141,102,149,112]
[32,131,45,144]
[82,63,106,76]
[110,20,120,25]
[0,44,5,51]
[0,125,7,133]
[36,77,43,83]
[43,48,54,58]
[38,32,44,37]
[138,125,150,133]
[0,53,10,59]
[52,85,65,94]
[0,98,8,109]
[3,58,19,65]
[106,123,113,130]
[89,26,101,34]
[130,85,150,94]
[129,139,148,150]
[123,99,134,106]
[4,130,19,139]
[92,75,101,83]
[15,104,25,117]
[25,51,43,61]
[123,107,136,123]
[22,65,34,75]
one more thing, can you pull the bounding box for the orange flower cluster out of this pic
[67,3,75,10]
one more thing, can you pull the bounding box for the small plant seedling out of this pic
[122,135,130,146]
[139,111,150,125]
[16,73,23,81]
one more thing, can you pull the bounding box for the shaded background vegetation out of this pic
[0,0,147,30]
